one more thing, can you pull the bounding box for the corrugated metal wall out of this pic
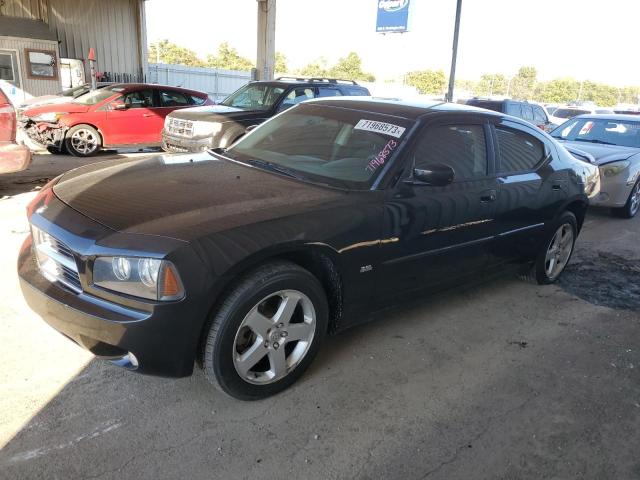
[0,37,60,99]
[47,0,143,78]
[148,64,251,102]
[0,0,48,21]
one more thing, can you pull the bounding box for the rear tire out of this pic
[612,179,640,219]
[65,124,102,157]
[520,211,577,285]
[201,261,328,400]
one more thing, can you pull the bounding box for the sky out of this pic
[146,0,640,86]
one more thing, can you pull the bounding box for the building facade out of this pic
[0,0,147,104]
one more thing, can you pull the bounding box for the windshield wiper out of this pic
[247,159,306,180]
[573,138,615,145]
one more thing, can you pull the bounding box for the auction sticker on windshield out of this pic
[355,119,406,138]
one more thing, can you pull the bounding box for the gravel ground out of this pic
[0,154,639,480]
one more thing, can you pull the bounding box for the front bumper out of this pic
[0,142,31,174]
[17,193,212,378]
[20,119,66,150]
[162,131,214,153]
[589,170,638,208]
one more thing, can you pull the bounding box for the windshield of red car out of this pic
[73,87,123,105]
[223,103,413,189]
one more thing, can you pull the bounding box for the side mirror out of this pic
[245,124,258,134]
[409,163,455,186]
[111,100,127,110]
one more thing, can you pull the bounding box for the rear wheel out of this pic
[201,261,328,400]
[521,211,577,285]
[65,124,102,157]
[612,179,640,219]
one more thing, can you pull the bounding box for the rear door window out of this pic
[505,102,522,117]
[414,124,488,181]
[189,94,207,105]
[123,89,154,108]
[317,88,342,98]
[496,126,546,173]
[160,90,191,107]
[533,106,547,124]
[521,105,534,121]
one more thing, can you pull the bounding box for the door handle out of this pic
[552,184,562,191]
[480,189,497,203]
[142,113,153,117]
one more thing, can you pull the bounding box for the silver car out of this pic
[551,114,640,218]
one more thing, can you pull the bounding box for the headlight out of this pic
[193,121,222,137]
[601,160,630,177]
[92,256,184,301]
[31,112,63,122]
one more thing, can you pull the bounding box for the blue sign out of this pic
[376,0,410,33]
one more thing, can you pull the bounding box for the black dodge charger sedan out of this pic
[18,98,599,400]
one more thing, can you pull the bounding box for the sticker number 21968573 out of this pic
[354,119,406,138]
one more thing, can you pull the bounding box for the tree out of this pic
[148,40,203,67]
[328,52,375,82]
[275,52,288,74]
[206,42,254,71]
[511,66,537,100]
[405,70,446,95]
[475,73,508,97]
[296,58,329,77]
[536,78,580,103]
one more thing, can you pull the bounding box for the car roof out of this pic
[573,113,640,122]
[107,83,207,95]
[303,96,504,120]
[251,78,368,88]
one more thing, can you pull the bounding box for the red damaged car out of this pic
[21,83,212,157]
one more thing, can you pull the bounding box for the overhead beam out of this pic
[256,0,276,80]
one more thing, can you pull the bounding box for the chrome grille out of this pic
[166,117,194,137]
[31,225,82,293]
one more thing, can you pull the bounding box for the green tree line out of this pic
[407,66,639,106]
[148,41,375,82]
[149,40,288,73]
[148,43,638,106]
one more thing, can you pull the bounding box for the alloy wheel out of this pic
[630,181,640,217]
[232,289,316,385]
[70,129,98,155]
[544,223,574,280]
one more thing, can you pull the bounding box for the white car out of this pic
[549,105,614,127]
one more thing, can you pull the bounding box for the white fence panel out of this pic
[148,63,251,102]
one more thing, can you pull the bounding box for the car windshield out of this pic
[73,87,122,105]
[551,118,640,148]
[61,85,88,97]
[220,84,285,111]
[546,106,558,115]
[222,103,413,189]
[554,108,590,119]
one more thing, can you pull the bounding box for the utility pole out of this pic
[446,0,463,102]
[256,0,276,81]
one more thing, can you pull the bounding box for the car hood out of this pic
[52,152,351,241]
[169,104,267,122]
[23,102,89,116]
[20,95,63,108]
[559,140,640,165]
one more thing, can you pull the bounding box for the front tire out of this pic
[521,211,577,285]
[65,124,102,157]
[612,179,640,219]
[202,261,328,400]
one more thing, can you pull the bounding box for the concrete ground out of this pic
[0,153,639,480]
